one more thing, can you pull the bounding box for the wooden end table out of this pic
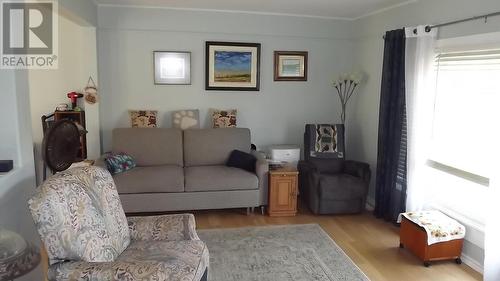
[268,167,299,217]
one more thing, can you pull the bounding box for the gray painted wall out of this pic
[349,0,500,271]
[97,6,357,152]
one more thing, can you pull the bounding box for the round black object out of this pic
[42,120,80,173]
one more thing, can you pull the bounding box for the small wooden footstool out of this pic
[399,211,465,267]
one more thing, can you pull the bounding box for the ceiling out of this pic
[94,0,415,20]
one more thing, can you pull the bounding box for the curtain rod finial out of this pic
[425,25,432,32]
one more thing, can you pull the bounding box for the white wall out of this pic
[97,6,357,152]
[59,0,98,26]
[350,0,500,271]
[0,2,98,280]
[0,69,41,281]
[0,71,21,164]
[0,3,100,280]
[29,14,100,184]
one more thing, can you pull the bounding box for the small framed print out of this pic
[206,41,261,91]
[274,51,308,81]
[154,51,191,85]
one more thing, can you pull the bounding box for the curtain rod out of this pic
[382,11,500,39]
[424,11,500,32]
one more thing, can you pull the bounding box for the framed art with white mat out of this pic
[153,51,191,85]
[274,51,308,81]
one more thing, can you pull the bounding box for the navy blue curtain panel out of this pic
[374,29,408,223]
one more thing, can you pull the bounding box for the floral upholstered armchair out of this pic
[28,166,209,281]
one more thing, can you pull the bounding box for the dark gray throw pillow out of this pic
[226,150,257,173]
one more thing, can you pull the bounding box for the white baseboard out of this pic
[461,253,484,274]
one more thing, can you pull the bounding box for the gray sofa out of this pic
[101,127,268,213]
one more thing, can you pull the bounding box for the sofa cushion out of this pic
[112,128,183,166]
[226,149,256,173]
[50,240,209,281]
[118,240,209,281]
[185,165,258,192]
[28,167,130,265]
[184,128,251,166]
[318,174,367,200]
[113,166,184,194]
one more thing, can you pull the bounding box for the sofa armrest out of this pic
[127,214,199,241]
[298,160,317,173]
[298,160,320,188]
[251,151,269,205]
[94,152,110,169]
[343,160,371,184]
[253,153,269,184]
[298,160,323,213]
[93,155,107,169]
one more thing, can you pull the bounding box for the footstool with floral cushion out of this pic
[399,210,465,267]
[28,166,209,281]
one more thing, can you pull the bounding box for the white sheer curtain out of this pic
[484,110,500,280]
[485,178,500,280]
[404,25,437,212]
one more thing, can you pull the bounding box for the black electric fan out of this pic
[42,119,81,180]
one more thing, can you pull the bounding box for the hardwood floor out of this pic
[194,205,482,281]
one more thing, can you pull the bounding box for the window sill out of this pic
[426,159,489,187]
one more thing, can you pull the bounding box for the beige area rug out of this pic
[198,224,370,281]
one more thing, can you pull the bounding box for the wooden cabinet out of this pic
[268,168,299,217]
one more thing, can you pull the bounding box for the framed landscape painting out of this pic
[205,41,261,91]
[274,51,308,81]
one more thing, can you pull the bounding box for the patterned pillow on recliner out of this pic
[307,124,345,159]
[315,124,338,152]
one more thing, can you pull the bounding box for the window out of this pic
[429,49,500,186]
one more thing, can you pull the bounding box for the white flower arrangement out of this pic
[332,71,364,124]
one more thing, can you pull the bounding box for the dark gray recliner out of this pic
[298,124,371,214]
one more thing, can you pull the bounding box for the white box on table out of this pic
[267,145,301,168]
